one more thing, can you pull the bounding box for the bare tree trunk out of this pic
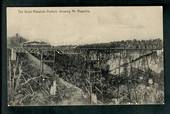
[8,51,13,103]
[12,63,16,95]
[14,63,23,94]
[50,80,57,95]
[117,51,121,101]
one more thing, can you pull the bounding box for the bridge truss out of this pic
[8,46,163,104]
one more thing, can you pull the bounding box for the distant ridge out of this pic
[77,38,163,50]
[7,34,163,50]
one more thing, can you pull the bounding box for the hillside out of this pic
[8,52,93,105]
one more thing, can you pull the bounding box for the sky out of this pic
[7,6,163,46]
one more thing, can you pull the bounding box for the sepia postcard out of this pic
[7,6,164,106]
